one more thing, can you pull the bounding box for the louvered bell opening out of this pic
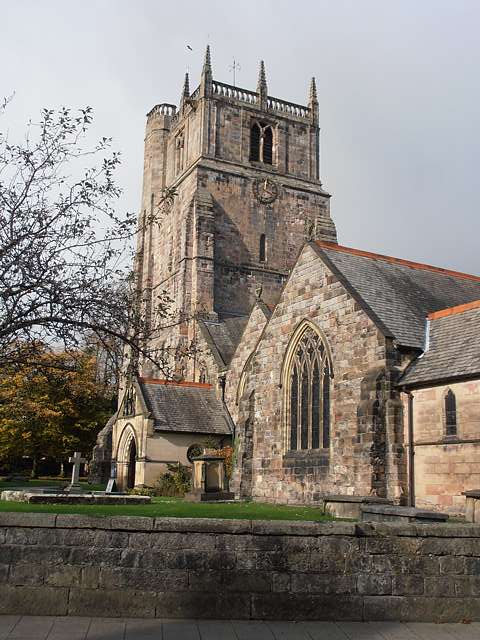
[250,123,261,161]
[263,126,273,164]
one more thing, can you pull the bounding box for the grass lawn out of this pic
[0,495,334,521]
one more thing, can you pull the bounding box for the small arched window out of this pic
[259,234,266,262]
[250,123,261,161]
[445,389,457,437]
[263,126,273,164]
[287,325,331,451]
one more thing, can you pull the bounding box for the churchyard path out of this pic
[0,617,479,640]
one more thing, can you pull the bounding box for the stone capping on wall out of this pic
[4,511,480,536]
[3,513,480,621]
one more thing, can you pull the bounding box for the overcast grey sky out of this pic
[2,0,479,274]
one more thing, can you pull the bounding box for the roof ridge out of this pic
[139,377,212,389]
[316,241,480,282]
[428,299,480,321]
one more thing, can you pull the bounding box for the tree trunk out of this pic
[31,456,38,479]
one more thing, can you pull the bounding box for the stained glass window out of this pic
[288,326,331,451]
[290,367,298,450]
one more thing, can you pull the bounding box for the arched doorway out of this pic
[126,438,137,489]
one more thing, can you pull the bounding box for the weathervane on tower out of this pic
[228,58,241,86]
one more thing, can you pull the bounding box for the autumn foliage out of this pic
[0,348,113,477]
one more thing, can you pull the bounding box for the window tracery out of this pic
[286,325,331,451]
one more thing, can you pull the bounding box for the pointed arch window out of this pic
[287,325,332,451]
[250,123,261,161]
[445,389,457,437]
[250,121,274,164]
[263,126,273,164]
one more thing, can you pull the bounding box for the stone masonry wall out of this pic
[406,380,480,514]
[2,513,480,621]
[234,244,407,504]
[224,302,270,424]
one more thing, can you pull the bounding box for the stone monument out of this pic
[67,451,86,492]
[185,453,234,502]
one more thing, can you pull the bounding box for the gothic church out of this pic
[111,47,480,514]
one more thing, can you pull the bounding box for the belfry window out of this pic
[259,234,266,262]
[250,122,274,164]
[287,326,331,451]
[445,389,457,437]
[263,126,273,164]
[250,123,261,161]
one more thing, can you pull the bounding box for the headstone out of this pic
[67,452,86,492]
[105,478,117,494]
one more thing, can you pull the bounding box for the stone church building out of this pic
[110,47,480,514]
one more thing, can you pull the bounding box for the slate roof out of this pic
[400,301,480,386]
[314,242,480,350]
[138,379,233,435]
[199,315,249,368]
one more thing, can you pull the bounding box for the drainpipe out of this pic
[405,390,415,507]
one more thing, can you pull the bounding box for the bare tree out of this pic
[0,104,182,375]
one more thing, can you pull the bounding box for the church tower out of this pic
[137,47,337,376]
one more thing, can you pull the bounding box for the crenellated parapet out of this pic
[146,103,177,119]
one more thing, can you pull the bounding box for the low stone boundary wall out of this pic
[1,513,480,621]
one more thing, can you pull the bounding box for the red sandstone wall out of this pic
[408,381,480,514]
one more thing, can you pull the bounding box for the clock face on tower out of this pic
[253,177,278,204]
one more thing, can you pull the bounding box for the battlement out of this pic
[212,80,311,120]
[146,103,177,118]
[149,83,312,126]
[147,46,316,128]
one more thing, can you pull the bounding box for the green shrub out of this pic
[154,462,191,497]
[128,486,155,497]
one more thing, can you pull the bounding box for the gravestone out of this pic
[67,452,86,492]
[361,504,449,523]
[105,478,117,493]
